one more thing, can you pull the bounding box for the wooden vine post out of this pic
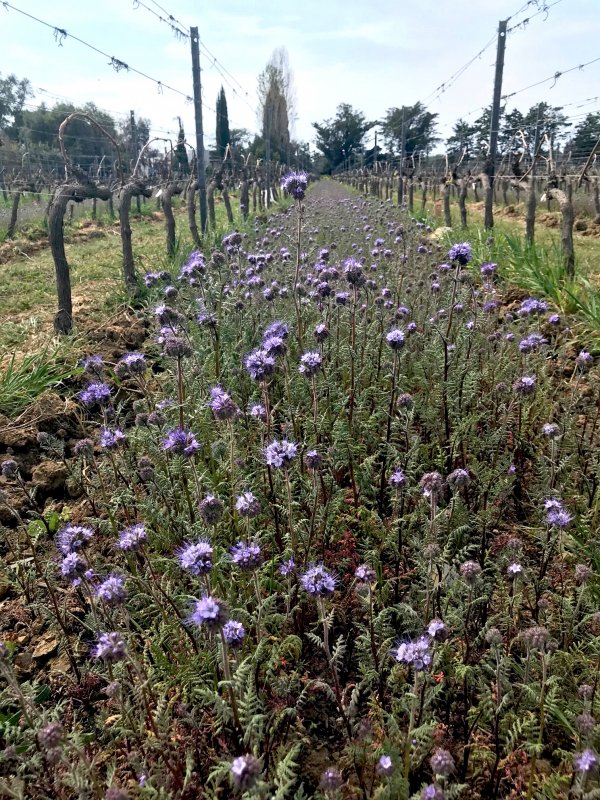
[49,113,120,334]
[543,177,575,278]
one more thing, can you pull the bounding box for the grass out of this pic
[415,198,600,345]
[0,196,255,351]
[0,192,291,414]
[0,347,77,416]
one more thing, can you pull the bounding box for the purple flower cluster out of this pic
[230,540,263,571]
[93,632,127,663]
[162,428,201,458]
[281,171,308,200]
[264,439,298,468]
[189,595,228,631]
[544,498,572,529]
[209,387,239,421]
[447,241,472,265]
[117,523,147,552]
[386,329,405,350]
[79,382,112,409]
[177,540,213,575]
[244,348,276,382]
[393,635,432,671]
[235,491,261,518]
[199,494,224,525]
[301,564,335,596]
[299,351,322,378]
[56,524,94,555]
[95,574,127,606]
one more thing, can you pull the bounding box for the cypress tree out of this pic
[216,87,231,160]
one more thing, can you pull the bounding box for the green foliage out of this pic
[313,103,376,173]
[0,348,74,416]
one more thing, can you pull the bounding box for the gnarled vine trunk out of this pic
[49,183,111,334]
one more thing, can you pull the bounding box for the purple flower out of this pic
[230,754,261,791]
[480,262,497,276]
[249,403,267,420]
[355,564,376,583]
[154,304,182,327]
[176,540,213,576]
[282,171,308,200]
[189,595,228,631]
[427,619,447,641]
[544,498,572,529]
[117,523,147,552]
[507,563,523,577]
[542,423,559,439]
[575,749,598,773]
[548,313,561,325]
[420,471,444,499]
[447,242,472,265]
[518,297,548,317]
[519,333,548,353]
[343,257,366,287]
[231,540,263,571]
[235,491,261,518]
[263,320,289,340]
[0,459,18,479]
[263,335,287,356]
[162,428,201,458]
[209,387,239,421]
[245,348,276,381]
[117,352,146,376]
[576,350,592,368]
[305,449,322,470]
[393,635,432,671]
[430,748,455,778]
[447,468,470,490]
[513,375,536,397]
[79,382,112,409]
[99,428,126,450]
[222,620,246,647]
[199,495,224,525]
[264,439,298,468]
[93,632,126,663]
[96,574,127,606]
[377,755,394,776]
[82,354,104,376]
[314,323,329,342]
[460,560,482,585]
[299,351,322,378]
[335,291,350,305]
[421,784,445,800]
[279,557,295,577]
[60,553,86,580]
[386,329,405,351]
[301,564,336,596]
[56,524,94,555]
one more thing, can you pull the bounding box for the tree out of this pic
[117,115,152,167]
[0,72,32,136]
[22,102,119,167]
[257,48,295,163]
[312,103,375,173]
[568,113,600,160]
[381,103,438,159]
[446,119,477,162]
[229,128,251,153]
[216,87,231,161]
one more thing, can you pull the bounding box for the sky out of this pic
[2,0,600,155]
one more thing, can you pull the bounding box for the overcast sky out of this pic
[2,0,599,154]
